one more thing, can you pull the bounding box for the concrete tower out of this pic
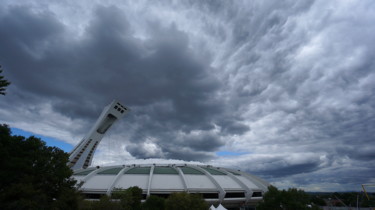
[68,100,129,170]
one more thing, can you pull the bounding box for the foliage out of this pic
[78,190,207,210]
[307,191,375,207]
[141,195,165,210]
[80,195,122,210]
[256,185,322,210]
[330,192,375,207]
[165,192,208,210]
[0,124,78,210]
[112,187,143,210]
[310,195,326,206]
[0,65,11,95]
[79,187,167,210]
[361,193,375,207]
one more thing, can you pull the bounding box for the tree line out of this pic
[80,187,207,210]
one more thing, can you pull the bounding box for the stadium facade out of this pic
[69,100,269,208]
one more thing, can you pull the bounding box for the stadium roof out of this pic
[73,163,269,206]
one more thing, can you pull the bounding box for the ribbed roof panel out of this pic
[72,164,269,202]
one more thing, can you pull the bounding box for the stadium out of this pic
[69,100,269,209]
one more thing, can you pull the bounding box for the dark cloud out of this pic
[215,153,326,178]
[1,0,375,191]
[218,119,250,135]
[337,146,375,161]
[179,133,224,152]
[161,147,215,162]
[287,164,375,191]
[256,162,322,178]
[0,4,228,158]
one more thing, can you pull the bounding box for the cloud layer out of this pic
[1,0,375,191]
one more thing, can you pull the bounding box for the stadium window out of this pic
[252,192,262,197]
[225,192,245,198]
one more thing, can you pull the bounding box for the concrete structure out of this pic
[68,100,129,170]
[73,164,269,208]
[70,100,269,208]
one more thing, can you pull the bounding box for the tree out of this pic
[90,195,122,210]
[0,65,11,95]
[256,185,322,210]
[142,195,165,210]
[165,192,208,210]
[0,124,79,209]
[361,192,375,207]
[310,195,326,206]
[112,186,143,210]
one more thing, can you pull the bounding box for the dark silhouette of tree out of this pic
[0,65,11,95]
[165,192,208,210]
[78,189,208,210]
[310,195,326,206]
[256,185,322,210]
[0,124,79,209]
[142,195,165,210]
[112,186,143,210]
[83,194,122,210]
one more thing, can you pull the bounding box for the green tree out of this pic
[112,186,143,210]
[361,192,375,207]
[310,195,326,206]
[338,192,359,207]
[256,185,322,210]
[91,195,122,210]
[0,124,79,209]
[0,65,11,95]
[142,195,165,210]
[165,192,208,210]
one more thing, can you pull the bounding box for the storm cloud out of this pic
[1,0,375,191]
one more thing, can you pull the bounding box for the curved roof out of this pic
[69,101,270,207]
[73,163,269,206]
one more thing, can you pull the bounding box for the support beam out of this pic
[106,166,131,196]
[146,165,155,198]
[175,166,188,192]
[189,165,226,203]
[215,167,253,203]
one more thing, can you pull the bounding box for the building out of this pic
[70,100,269,209]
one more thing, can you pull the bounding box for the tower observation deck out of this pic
[68,100,129,170]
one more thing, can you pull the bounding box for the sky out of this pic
[0,0,374,192]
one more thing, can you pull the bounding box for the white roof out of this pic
[72,163,269,206]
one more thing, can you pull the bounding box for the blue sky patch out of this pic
[10,127,73,152]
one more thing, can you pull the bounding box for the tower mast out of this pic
[68,100,129,170]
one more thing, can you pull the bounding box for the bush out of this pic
[142,195,165,210]
[256,186,322,210]
[165,192,207,210]
[112,187,143,210]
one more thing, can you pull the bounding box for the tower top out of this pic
[68,100,129,170]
